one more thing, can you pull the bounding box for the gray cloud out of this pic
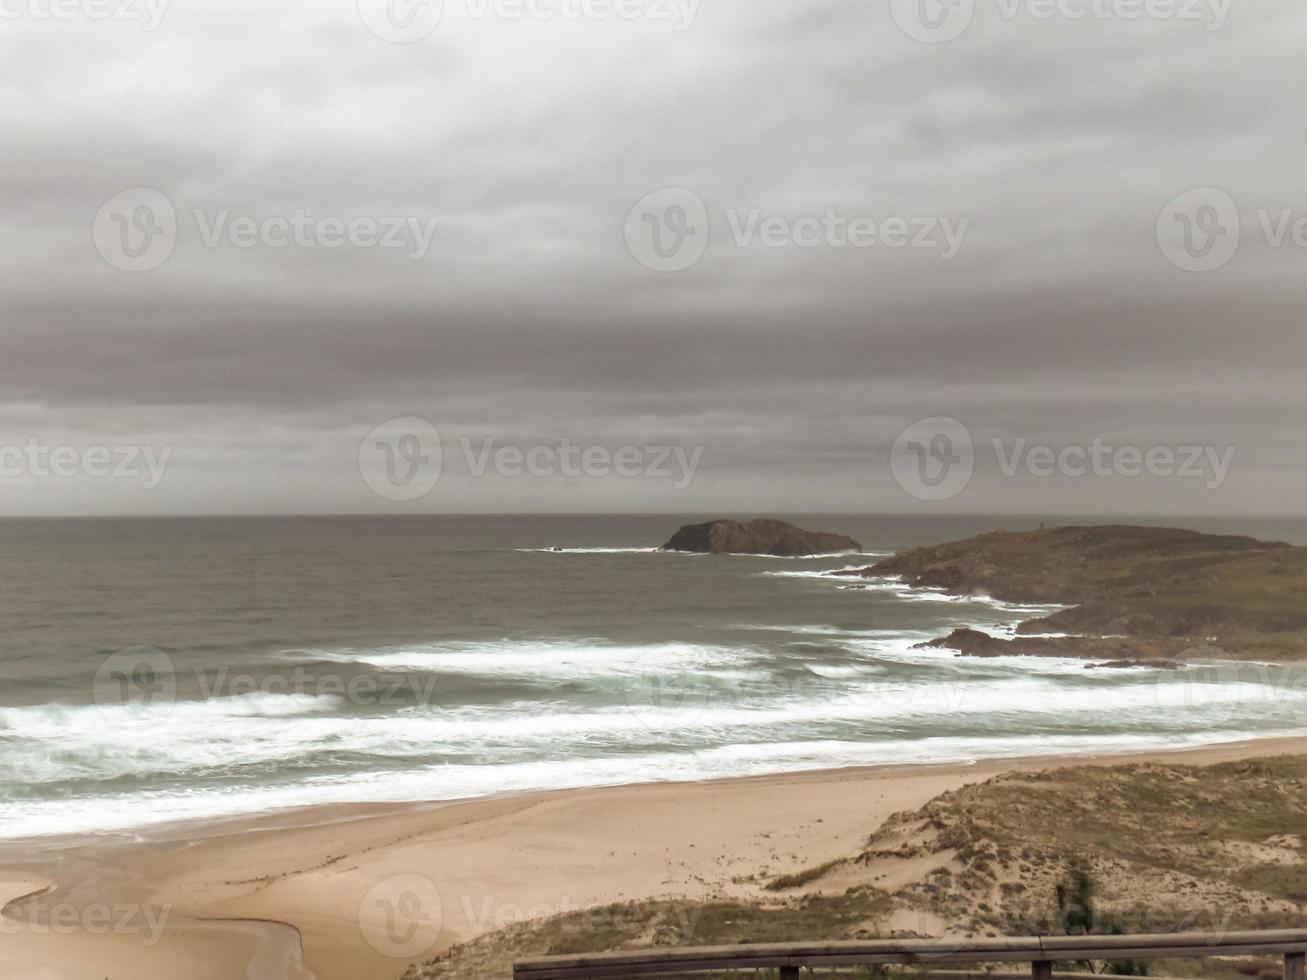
[1,0,1304,515]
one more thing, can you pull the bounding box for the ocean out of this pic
[3,513,1306,844]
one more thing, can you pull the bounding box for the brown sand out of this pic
[5,735,1307,980]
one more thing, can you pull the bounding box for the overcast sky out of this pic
[2,0,1304,516]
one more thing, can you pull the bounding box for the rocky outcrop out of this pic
[662,519,861,557]
[916,627,1187,667]
[850,524,1307,662]
[916,627,1010,657]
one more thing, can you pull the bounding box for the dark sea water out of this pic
[2,514,1306,842]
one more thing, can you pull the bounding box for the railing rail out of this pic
[514,929,1307,980]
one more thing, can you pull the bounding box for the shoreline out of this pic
[6,733,1307,980]
[5,723,1306,858]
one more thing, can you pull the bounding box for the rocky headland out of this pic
[837,524,1307,663]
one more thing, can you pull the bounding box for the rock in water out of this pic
[916,627,1007,656]
[662,519,861,557]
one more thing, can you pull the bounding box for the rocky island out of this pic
[838,524,1307,663]
[663,518,861,557]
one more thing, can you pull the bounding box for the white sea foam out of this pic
[4,724,1303,842]
[514,547,663,554]
[299,640,757,678]
[728,624,933,639]
[768,567,1069,620]
[758,564,873,580]
[0,693,348,787]
[0,691,338,737]
[802,664,876,679]
[5,660,1301,801]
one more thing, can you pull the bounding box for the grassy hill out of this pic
[852,525,1307,661]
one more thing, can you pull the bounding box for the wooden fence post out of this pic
[778,967,800,980]
[1286,951,1305,980]
[1032,960,1053,980]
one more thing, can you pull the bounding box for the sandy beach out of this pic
[4,734,1306,980]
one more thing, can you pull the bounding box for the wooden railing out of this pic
[514,930,1307,979]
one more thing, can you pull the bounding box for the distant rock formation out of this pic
[662,519,861,557]
[915,627,1185,668]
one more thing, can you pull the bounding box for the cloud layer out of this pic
[2,0,1304,514]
